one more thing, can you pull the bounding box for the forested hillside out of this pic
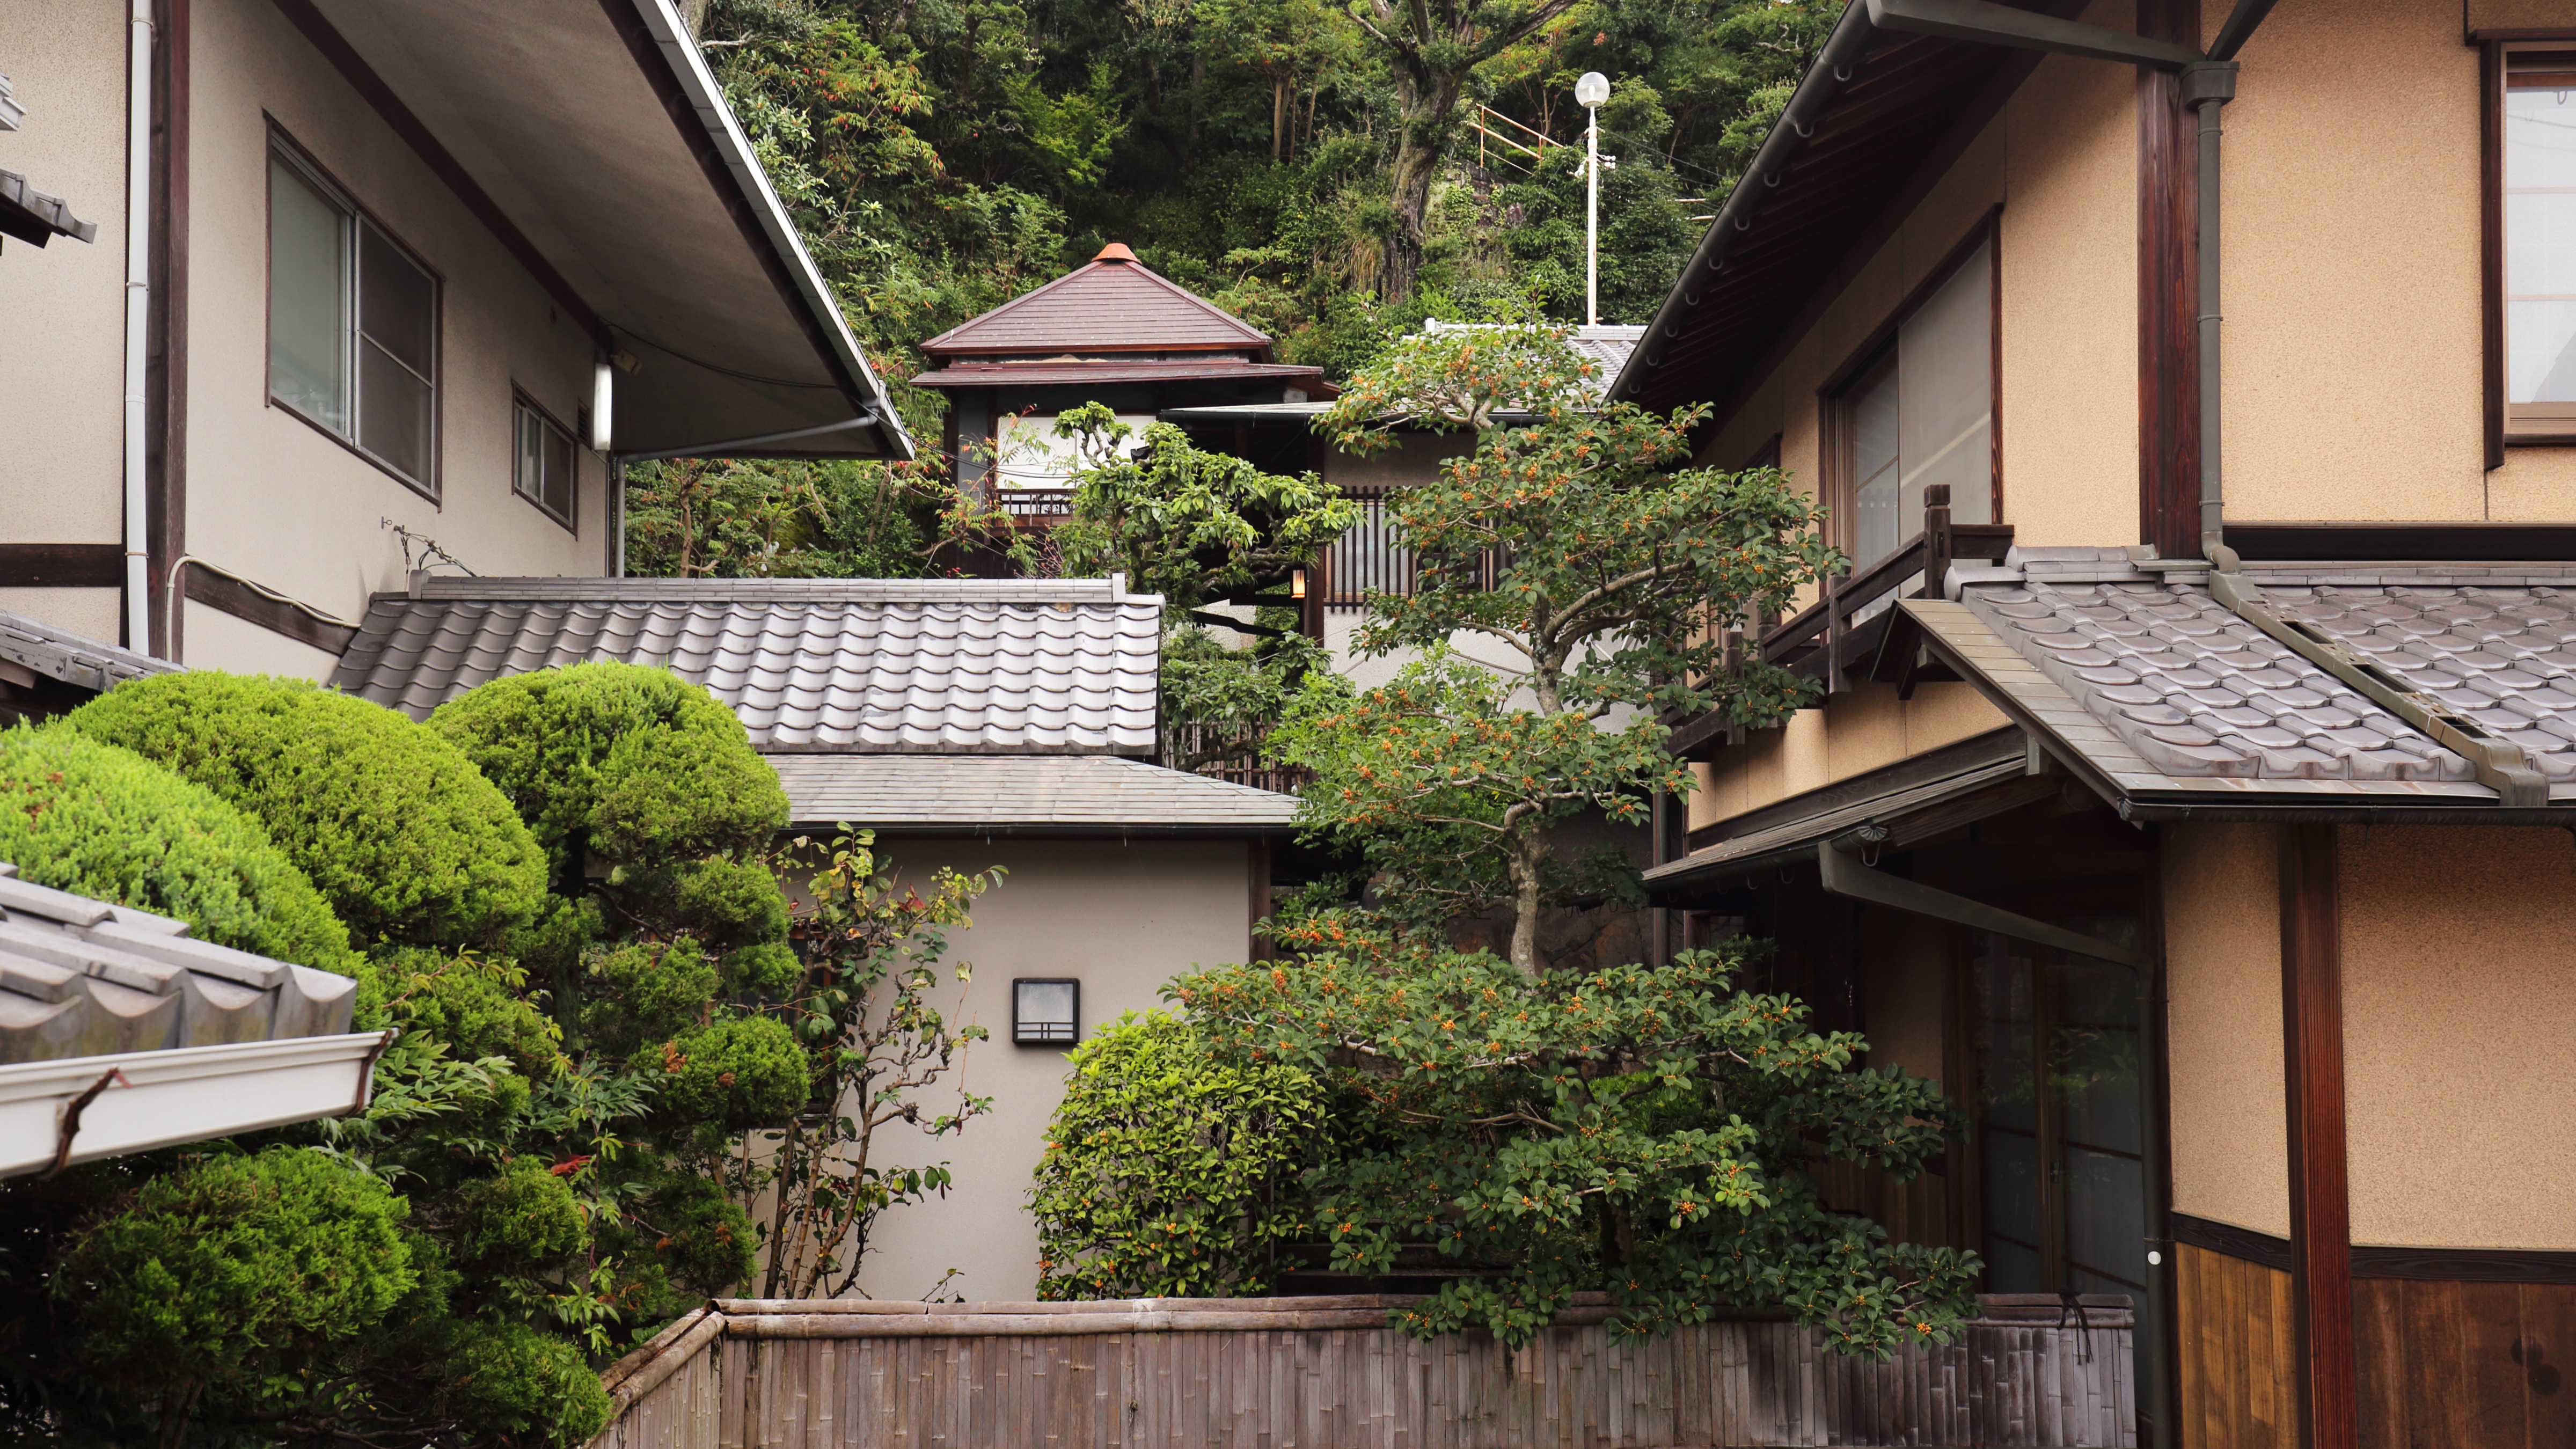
[696,0,1832,438]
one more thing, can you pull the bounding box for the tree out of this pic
[1290,318,1832,972]
[1166,914,1976,1353]
[1030,1011,1325,1298]
[729,829,1002,1299]
[1343,0,1582,303]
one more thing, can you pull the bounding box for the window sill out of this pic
[513,486,578,537]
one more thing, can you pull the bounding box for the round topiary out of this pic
[428,662,786,879]
[64,672,546,951]
[0,726,361,980]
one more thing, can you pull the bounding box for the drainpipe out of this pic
[122,0,153,653]
[2184,62,2237,566]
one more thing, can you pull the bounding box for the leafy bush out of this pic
[0,725,360,982]
[64,672,547,950]
[56,1147,414,1437]
[1032,1011,1325,1299]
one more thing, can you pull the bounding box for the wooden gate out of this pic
[590,1294,2135,1448]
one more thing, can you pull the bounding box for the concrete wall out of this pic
[0,0,609,670]
[2161,822,2290,1240]
[2340,824,2576,1252]
[843,836,1255,1304]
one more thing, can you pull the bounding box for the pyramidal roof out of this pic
[920,244,1275,359]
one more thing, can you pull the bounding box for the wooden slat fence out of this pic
[589,1294,2134,1449]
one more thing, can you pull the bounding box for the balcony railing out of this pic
[992,487,1075,519]
[1666,483,2014,759]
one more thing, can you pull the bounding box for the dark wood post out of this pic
[1920,484,1953,600]
[1823,572,1845,693]
[2278,823,2357,1449]
[2136,0,2201,559]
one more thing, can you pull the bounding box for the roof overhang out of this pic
[913,361,1330,391]
[766,752,1303,837]
[0,1032,389,1177]
[0,170,97,249]
[288,0,910,460]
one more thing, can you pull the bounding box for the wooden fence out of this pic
[588,1293,2135,1449]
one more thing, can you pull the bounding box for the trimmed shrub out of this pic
[0,726,360,980]
[375,946,559,1073]
[65,672,547,950]
[661,1016,811,1128]
[59,1147,414,1412]
[434,1320,612,1447]
[428,662,786,880]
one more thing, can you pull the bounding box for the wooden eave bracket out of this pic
[1814,838,2151,965]
[2206,566,2549,807]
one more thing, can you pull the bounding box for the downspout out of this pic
[2186,62,2235,566]
[121,0,153,653]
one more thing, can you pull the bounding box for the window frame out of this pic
[2486,39,2576,459]
[264,123,443,502]
[1011,977,1081,1048]
[510,388,581,533]
[1818,208,2003,565]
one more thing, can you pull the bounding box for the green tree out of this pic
[1294,318,1831,971]
[1167,916,1975,1353]
[1030,1011,1326,1298]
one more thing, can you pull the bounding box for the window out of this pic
[2506,49,2576,441]
[514,395,577,527]
[1826,235,1996,568]
[268,136,438,494]
[1012,978,1079,1046]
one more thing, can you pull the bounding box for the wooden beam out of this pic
[2136,0,2200,559]
[2278,822,2358,1448]
[0,544,125,589]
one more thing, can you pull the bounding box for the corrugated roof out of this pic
[920,247,1274,358]
[767,753,1300,834]
[1910,550,2576,815]
[0,606,174,692]
[0,864,357,1064]
[330,576,1163,753]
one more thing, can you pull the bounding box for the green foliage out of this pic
[1006,59,1130,187]
[431,1320,613,1447]
[429,661,786,888]
[1294,319,1833,970]
[376,946,561,1074]
[663,1017,814,1128]
[1031,1012,1326,1299]
[56,1148,415,1435]
[1054,404,1359,613]
[0,724,362,983]
[1168,918,1979,1355]
[454,1158,587,1272]
[63,671,547,950]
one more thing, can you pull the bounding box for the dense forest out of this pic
[626,0,1834,576]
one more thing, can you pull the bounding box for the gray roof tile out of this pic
[766,753,1300,833]
[0,606,175,693]
[0,864,356,1064]
[331,577,1166,753]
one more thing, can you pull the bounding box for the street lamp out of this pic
[1575,70,1610,327]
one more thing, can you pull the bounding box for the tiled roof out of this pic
[920,247,1273,358]
[0,865,357,1064]
[331,576,1163,753]
[0,168,98,247]
[1911,550,2576,812]
[0,606,174,692]
[912,360,1324,390]
[767,753,1301,834]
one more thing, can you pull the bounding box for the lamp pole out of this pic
[1576,71,1609,327]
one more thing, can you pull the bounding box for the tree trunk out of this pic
[1272,75,1289,160]
[1507,827,1548,975]
[1382,67,1462,304]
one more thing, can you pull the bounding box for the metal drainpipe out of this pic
[122,0,154,653]
[2184,62,2238,566]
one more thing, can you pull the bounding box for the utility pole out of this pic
[1576,71,1608,326]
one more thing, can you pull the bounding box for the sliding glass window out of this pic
[267,137,439,496]
[2507,50,2576,440]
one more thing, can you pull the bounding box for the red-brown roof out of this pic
[910,359,1330,392]
[920,244,1275,360]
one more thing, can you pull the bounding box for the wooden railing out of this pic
[1159,720,1308,795]
[1667,484,2014,759]
[992,487,1075,519]
[588,1292,2137,1449]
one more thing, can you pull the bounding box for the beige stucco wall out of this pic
[2340,824,2576,1250]
[177,0,608,677]
[2162,822,2290,1239]
[1687,683,2008,831]
[843,836,1254,1304]
[0,5,129,557]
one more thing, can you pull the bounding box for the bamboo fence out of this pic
[587,1293,2135,1448]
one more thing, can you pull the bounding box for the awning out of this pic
[1907,550,2576,823]
[289,0,909,460]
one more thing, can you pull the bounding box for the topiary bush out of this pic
[1031,1010,1327,1300]
[0,725,361,982]
[56,1147,415,1443]
[64,672,547,950]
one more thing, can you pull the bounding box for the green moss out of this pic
[64,672,547,950]
[0,726,361,981]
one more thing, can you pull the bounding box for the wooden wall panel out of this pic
[2353,1278,2576,1449]
[2177,1243,2296,1449]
